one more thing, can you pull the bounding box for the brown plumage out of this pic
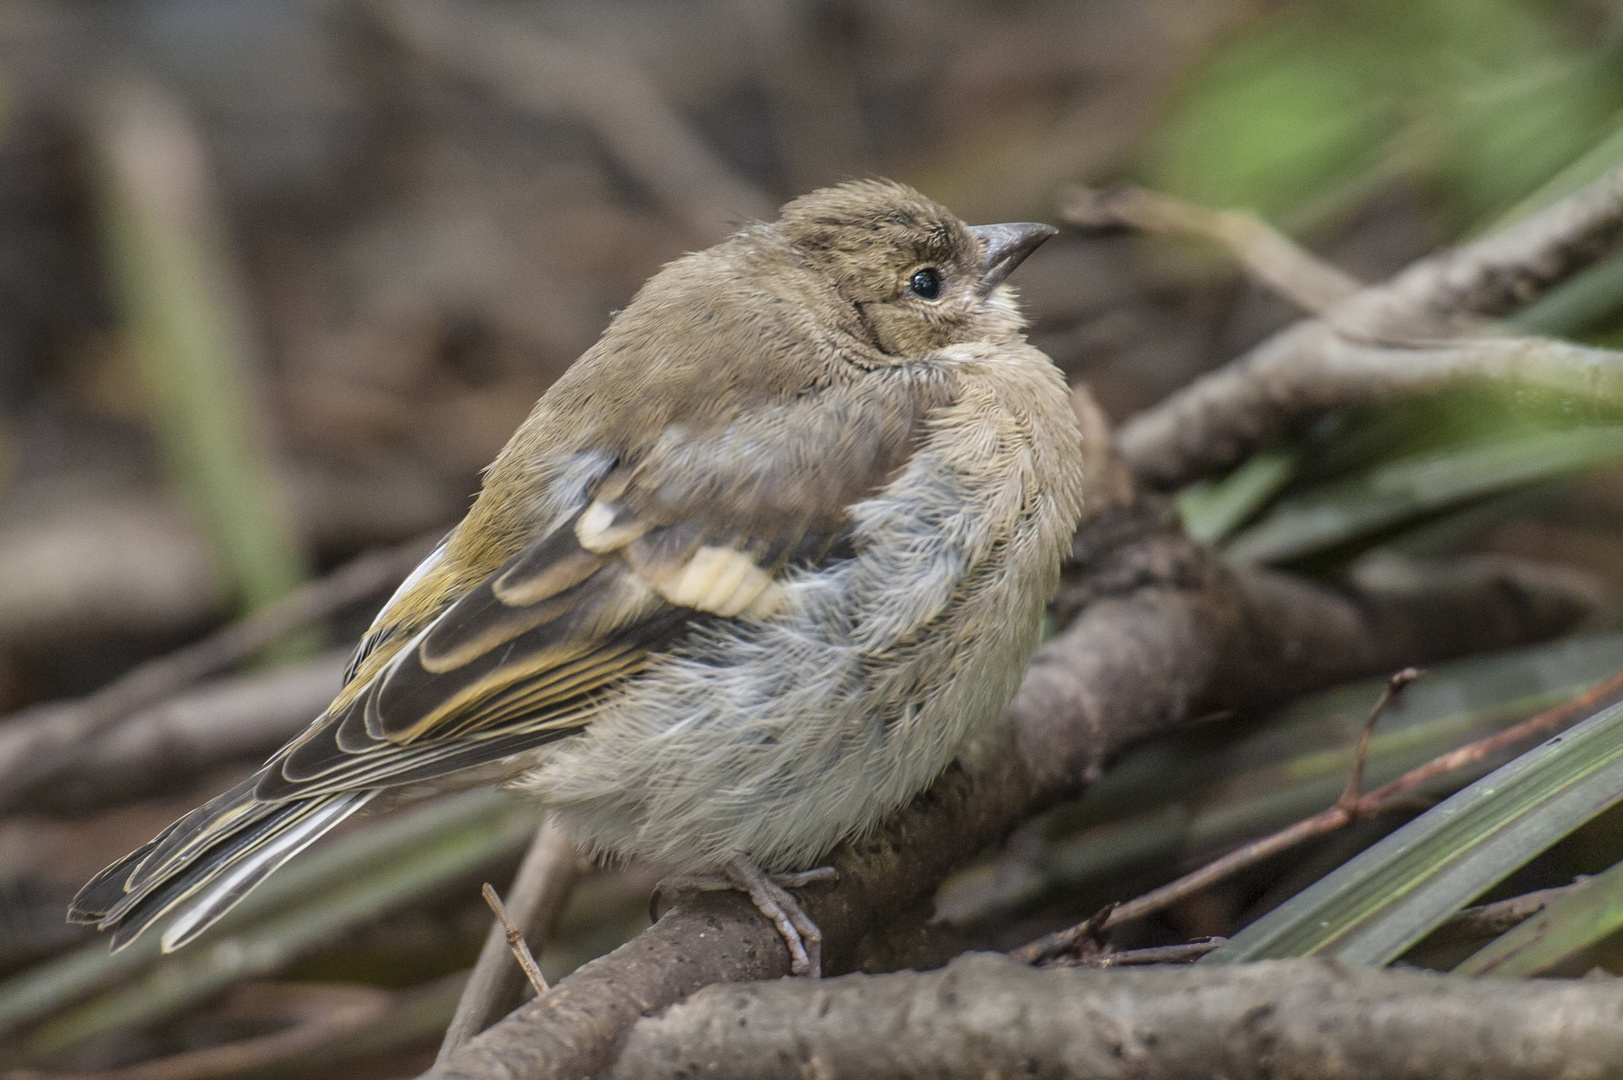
[71,180,1086,975]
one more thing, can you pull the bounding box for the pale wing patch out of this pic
[644,544,783,617]
[416,596,574,674]
[491,549,603,606]
[575,501,652,553]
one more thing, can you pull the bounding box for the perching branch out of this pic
[428,451,1594,1080]
[1117,163,1623,488]
[603,951,1623,1080]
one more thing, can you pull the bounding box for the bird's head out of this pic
[776,179,1055,357]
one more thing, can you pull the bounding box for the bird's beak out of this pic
[969,222,1057,296]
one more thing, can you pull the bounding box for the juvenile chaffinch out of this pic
[72,180,1086,976]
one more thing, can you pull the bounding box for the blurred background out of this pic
[6,0,1623,1076]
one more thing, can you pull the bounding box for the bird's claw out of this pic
[651,859,836,976]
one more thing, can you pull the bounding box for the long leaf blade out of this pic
[1203,697,1623,965]
[1453,857,1623,977]
[1225,426,1623,564]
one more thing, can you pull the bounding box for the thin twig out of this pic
[1013,667,1623,965]
[1043,937,1226,968]
[482,884,549,997]
[437,820,581,1061]
[0,532,441,810]
[1421,879,1587,948]
[1337,667,1423,812]
[1059,185,1364,314]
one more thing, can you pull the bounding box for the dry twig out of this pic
[1336,667,1423,812]
[1013,667,1623,965]
[1422,879,1586,947]
[1058,938,1226,967]
[1117,163,1623,487]
[481,884,548,997]
[0,533,439,811]
[1059,185,1364,314]
[437,821,581,1061]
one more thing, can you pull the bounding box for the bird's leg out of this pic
[722,854,826,977]
[763,867,838,888]
[650,860,836,977]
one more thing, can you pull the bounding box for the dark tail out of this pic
[68,779,374,952]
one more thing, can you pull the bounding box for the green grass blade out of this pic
[1178,450,1297,545]
[1203,697,1623,966]
[1486,117,1623,232]
[1511,249,1623,338]
[1224,426,1623,564]
[1453,857,1623,977]
[89,77,308,618]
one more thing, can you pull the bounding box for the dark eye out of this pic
[908,267,942,300]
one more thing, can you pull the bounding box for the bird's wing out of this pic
[90,464,873,942]
[250,380,939,804]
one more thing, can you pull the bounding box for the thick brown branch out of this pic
[604,952,1623,1080]
[428,494,1592,1080]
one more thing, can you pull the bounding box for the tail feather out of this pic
[104,791,325,929]
[129,779,272,892]
[67,840,158,924]
[158,791,372,951]
[69,783,374,953]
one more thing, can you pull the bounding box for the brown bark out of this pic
[429,496,1591,1080]
[606,951,1623,1080]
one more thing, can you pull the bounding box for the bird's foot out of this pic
[723,855,829,977]
[651,859,836,977]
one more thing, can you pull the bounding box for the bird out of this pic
[70,179,1086,977]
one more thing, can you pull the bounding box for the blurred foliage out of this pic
[1144,0,1623,232]
[940,634,1623,936]
[1149,2,1623,569]
[1138,0,1623,988]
